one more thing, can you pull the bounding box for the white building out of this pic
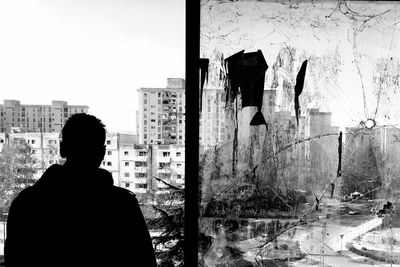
[102,133,120,186]
[0,132,185,195]
[0,132,62,179]
[130,144,185,194]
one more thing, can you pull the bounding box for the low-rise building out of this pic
[0,132,184,195]
[0,100,88,133]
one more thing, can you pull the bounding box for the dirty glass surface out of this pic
[198,1,400,266]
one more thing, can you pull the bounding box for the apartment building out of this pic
[0,132,185,195]
[200,88,277,148]
[0,132,62,179]
[0,100,89,133]
[152,144,185,190]
[103,143,185,194]
[102,133,120,186]
[101,136,185,194]
[137,78,185,145]
[200,89,231,148]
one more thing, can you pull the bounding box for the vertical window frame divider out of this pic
[184,1,200,266]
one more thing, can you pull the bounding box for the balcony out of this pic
[133,156,148,162]
[158,168,171,173]
[134,178,147,184]
[132,188,147,194]
[134,167,147,173]
[158,157,170,163]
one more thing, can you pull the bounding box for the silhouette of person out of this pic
[4,113,157,266]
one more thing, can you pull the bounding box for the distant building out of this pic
[200,88,277,148]
[375,126,400,155]
[0,132,62,179]
[137,78,185,145]
[0,100,89,133]
[129,144,185,194]
[304,108,339,161]
[100,135,185,194]
[102,133,120,185]
[200,89,231,147]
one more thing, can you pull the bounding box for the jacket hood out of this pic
[34,164,114,190]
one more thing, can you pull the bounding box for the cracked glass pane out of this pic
[199,1,400,266]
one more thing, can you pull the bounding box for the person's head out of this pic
[60,113,106,171]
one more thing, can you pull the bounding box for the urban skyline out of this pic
[0,0,185,134]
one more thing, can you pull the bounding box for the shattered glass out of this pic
[199,1,400,266]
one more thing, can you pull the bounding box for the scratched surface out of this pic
[199,1,400,266]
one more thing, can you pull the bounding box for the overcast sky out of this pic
[0,0,185,134]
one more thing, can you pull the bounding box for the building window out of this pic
[162,152,170,157]
[135,173,147,178]
[139,151,147,156]
[125,162,129,167]
[135,161,147,167]
[107,162,112,166]
[159,162,170,169]
[107,140,111,145]
[177,174,182,179]
[136,184,147,189]
[107,151,112,155]
[144,134,147,139]
[31,140,35,144]
[125,183,130,188]
[124,173,130,178]
[124,151,129,156]
[176,152,181,157]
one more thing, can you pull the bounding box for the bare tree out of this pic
[0,138,37,214]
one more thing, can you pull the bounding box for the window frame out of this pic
[184,2,200,265]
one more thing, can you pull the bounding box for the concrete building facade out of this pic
[200,88,277,148]
[137,78,185,145]
[0,132,62,179]
[129,144,185,194]
[0,131,184,195]
[0,100,89,133]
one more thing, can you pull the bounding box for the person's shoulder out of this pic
[8,186,37,212]
[111,186,137,201]
[14,186,36,202]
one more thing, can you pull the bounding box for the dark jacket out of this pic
[4,164,157,267]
